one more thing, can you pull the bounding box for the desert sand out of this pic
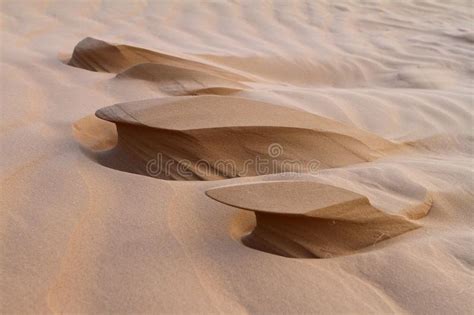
[1,0,473,314]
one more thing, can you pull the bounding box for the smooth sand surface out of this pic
[1,1,473,314]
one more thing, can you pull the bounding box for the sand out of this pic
[1,0,473,314]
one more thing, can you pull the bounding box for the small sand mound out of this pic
[68,37,249,81]
[94,95,399,180]
[206,181,431,258]
[72,115,117,151]
[115,63,246,96]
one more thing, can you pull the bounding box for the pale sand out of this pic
[1,1,473,314]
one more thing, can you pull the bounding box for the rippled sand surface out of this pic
[1,1,473,313]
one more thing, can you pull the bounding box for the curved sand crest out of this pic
[3,1,473,313]
[206,180,432,258]
[71,38,458,90]
[115,63,246,96]
[68,37,250,82]
[94,95,399,180]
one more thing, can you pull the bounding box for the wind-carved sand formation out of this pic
[71,38,405,180]
[4,1,474,313]
[207,181,432,258]
[71,35,432,257]
[94,95,399,180]
[69,37,250,96]
[69,37,432,257]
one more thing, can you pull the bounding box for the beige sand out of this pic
[206,180,431,258]
[1,1,473,314]
[94,95,397,179]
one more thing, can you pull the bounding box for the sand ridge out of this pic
[206,180,431,258]
[115,63,247,96]
[69,37,252,82]
[78,37,432,258]
[91,94,399,180]
[1,0,473,313]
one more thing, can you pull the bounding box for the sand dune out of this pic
[207,180,431,258]
[92,95,399,180]
[2,1,473,314]
[69,37,251,81]
[115,63,246,96]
